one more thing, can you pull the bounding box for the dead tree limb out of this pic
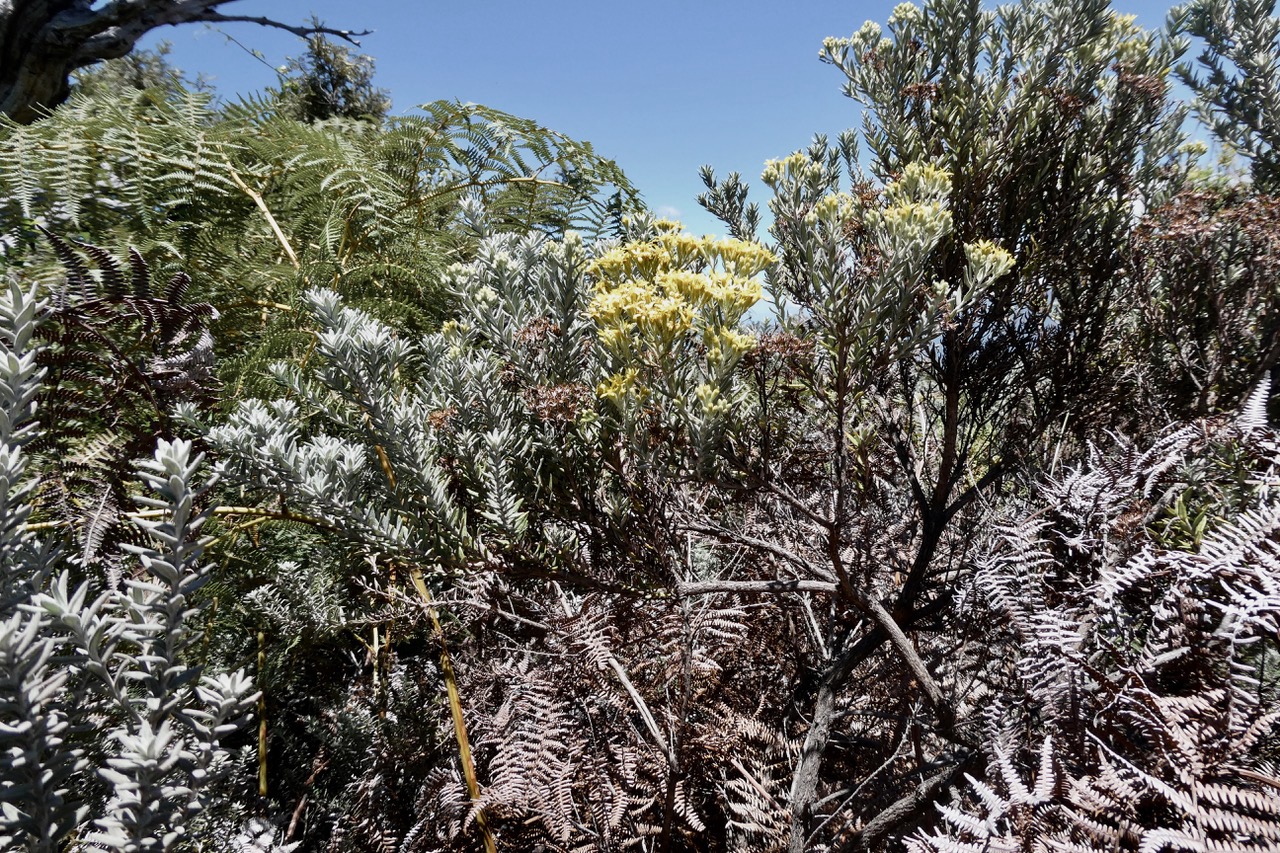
[0,1,369,122]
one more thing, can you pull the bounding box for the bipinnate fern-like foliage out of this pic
[0,281,255,851]
[0,85,637,344]
[914,407,1280,851]
[32,230,219,577]
[0,82,640,408]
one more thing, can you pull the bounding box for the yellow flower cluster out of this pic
[761,152,826,189]
[884,161,951,205]
[889,2,922,26]
[873,161,954,249]
[1110,13,1149,67]
[963,239,1015,284]
[1106,12,1140,39]
[1178,140,1209,159]
[591,224,773,283]
[597,367,642,405]
[703,327,757,364]
[590,282,697,347]
[875,200,953,244]
[695,383,729,418]
[805,192,858,227]
[822,20,891,62]
[588,223,775,407]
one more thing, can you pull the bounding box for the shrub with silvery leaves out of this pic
[0,281,256,851]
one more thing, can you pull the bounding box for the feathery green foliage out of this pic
[0,83,639,395]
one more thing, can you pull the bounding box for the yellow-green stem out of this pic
[410,569,496,853]
[258,629,268,797]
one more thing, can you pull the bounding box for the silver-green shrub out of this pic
[0,282,255,851]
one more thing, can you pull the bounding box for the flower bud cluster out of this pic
[889,2,923,26]
[963,239,1015,287]
[871,162,954,250]
[804,191,858,228]
[761,152,827,189]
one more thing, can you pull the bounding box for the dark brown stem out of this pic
[836,757,975,850]
[787,627,885,853]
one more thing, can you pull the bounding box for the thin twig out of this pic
[681,522,832,581]
[197,12,371,45]
[676,579,837,596]
[228,168,300,270]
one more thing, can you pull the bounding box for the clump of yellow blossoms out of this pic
[871,161,954,250]
[588,220,775,408]
[597,367,641,406]
[761,152,826,189]
[963,239,1015,286]
[888,2,922,26]
[805,191,858,228]
[885,161,950,205]
[820,20,888,63]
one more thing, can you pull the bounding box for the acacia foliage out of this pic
[2,0,1280,851]
[0,80,638,395]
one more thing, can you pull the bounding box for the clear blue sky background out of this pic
[142,0,1179,238]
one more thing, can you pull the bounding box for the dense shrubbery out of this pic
[0,0,1278,851]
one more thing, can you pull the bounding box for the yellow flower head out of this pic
[1081,12,1150,68]
[598,368,642,406]
[889,2,922,26]
[709,273,764,315]
[695,382,730,418]
[761,152,825,189]
[821,36,849,60]
[1179,140,1209,159]
[588,221,772,400]
[963,239,1015,286]
[850,20,883,53]
[806,192,858,227]
[874,201,953,245]
[885,161,951,206]
[658,270,714,305]
[704,326,758,365]
[712,237,777,278]
[597,326,630,354]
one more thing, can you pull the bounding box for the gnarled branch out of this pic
[0,1,369,122]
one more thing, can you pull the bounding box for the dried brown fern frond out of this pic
[922,414,1280,851]
[28,231,219,572]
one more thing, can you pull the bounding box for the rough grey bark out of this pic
[0,0,366,123]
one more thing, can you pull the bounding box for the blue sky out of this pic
[142,0,1179,238]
